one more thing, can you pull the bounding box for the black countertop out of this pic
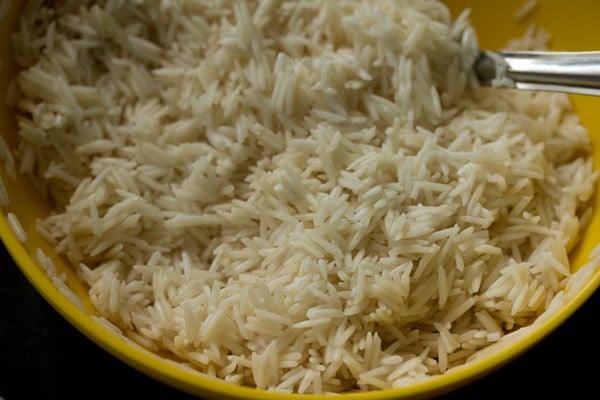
[1,241,598,400]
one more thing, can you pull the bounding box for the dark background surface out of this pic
[1,241,598,400]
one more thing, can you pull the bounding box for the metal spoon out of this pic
[474,51,600,96]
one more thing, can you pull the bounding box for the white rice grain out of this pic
[514,0,538,21]
[7,212,27,242]
[0,176,9,207]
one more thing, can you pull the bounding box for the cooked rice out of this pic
[514,0,538,21]
[9,0,600,394]
[7,212,26,243]
[33,246,86,310]
[0,176,9,207]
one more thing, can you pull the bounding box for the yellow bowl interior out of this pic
[1,0,600,399]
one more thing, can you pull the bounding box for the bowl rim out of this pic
[2,213,600,400]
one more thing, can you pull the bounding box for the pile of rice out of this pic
[9,0,599,393]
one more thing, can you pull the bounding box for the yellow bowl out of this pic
[1,0,600,399]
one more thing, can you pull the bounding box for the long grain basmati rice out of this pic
[7,0,600,394]
[0,176,9,207]
[7,212,26,242]
[514,0,538,21]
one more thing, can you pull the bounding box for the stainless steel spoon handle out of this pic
[474,51,600,96]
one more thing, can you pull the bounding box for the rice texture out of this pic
[10,0,599,393]
[7,212,26,243]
